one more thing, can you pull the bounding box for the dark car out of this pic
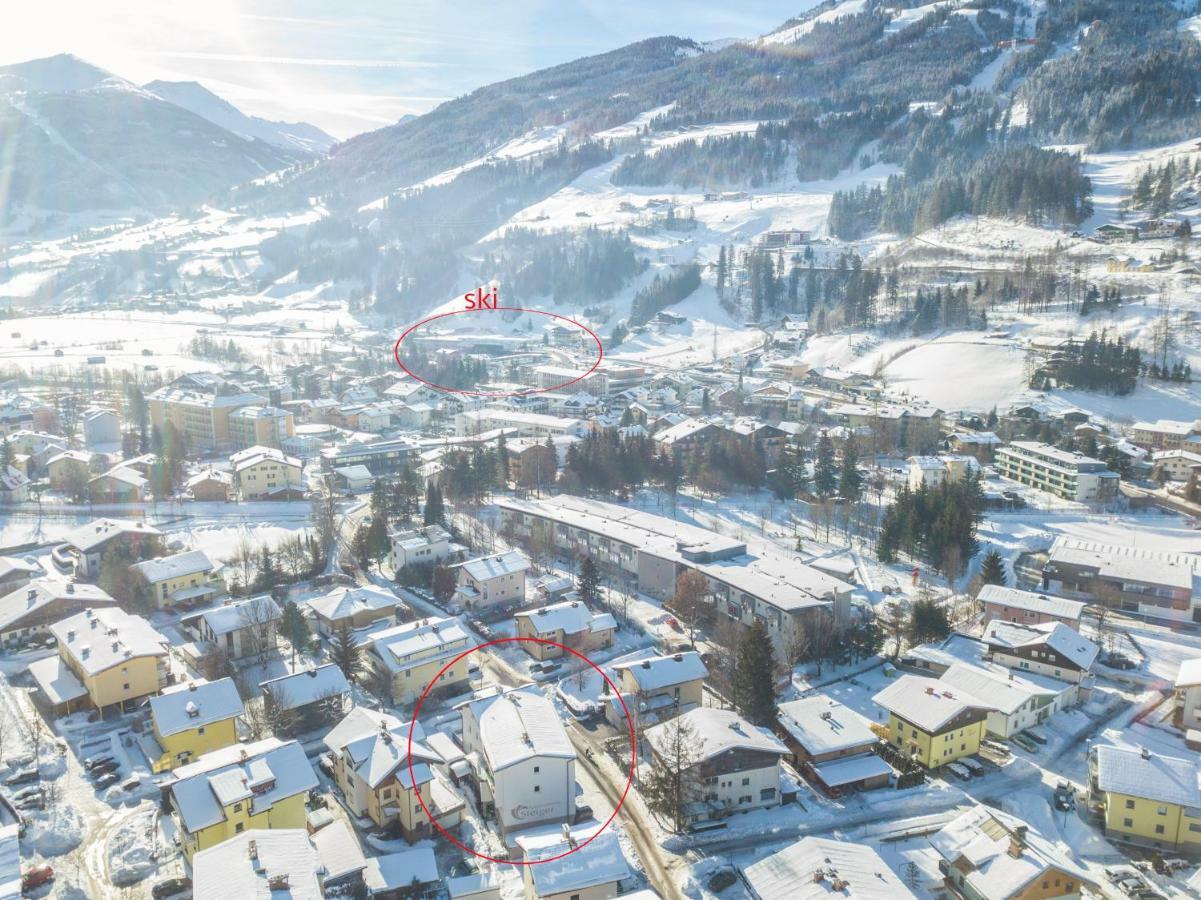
[1103,653,1137,670]
[317,754,335,779]
[1053,782,1075,811]
[88,760,120,778]
[14,794,44,811]
[83,755,115,771]
[93,772,120,790]
[4,768,37,787]
[151,876,192,899]
[21,865,54,890]
[573,804,594,824]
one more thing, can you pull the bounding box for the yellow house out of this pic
[513,600,617,661]
[131,549,223,610]
[230,446,303,500]
[1090,744,1201,852]
[364,616,473,704]
[31,606,168,716]
[323,706,464,840]
[167,737,318,861]
[614,650,707,713]
[146,678,243,773]
[873,674,991,769]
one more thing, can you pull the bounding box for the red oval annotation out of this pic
[392,306,604,398]
[405,636,635,866]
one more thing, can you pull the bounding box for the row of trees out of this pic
[877,474,984,577]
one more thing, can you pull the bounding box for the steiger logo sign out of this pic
[510,802,559,821]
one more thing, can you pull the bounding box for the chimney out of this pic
[1140,746,1152,760]
[641,660,651,669]
[248,838,258,860]
[925,686,935,695]
[188,682,197,692]
[673,653,683,662]
[308,667,318,678]
[65,583,74,594]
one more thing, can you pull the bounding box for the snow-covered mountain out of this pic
[144,80,334,156]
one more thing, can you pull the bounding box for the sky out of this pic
[1,1,821,140]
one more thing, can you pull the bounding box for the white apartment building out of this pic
[994,441,1120,501]
[459,686,576,837]
[456,408,585,440]
[389,524,463,571]
[453,550,531,612]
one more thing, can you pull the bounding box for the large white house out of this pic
[459,686,576,838]
[453,550,531,612]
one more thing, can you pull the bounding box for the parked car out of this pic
[1010,733,1039,753]
[1024,728,1048,745]
[93,772,120,790]
[4,768,37,787]
[151,877,192,899]
[317,754,335,778]
[1053,782,1075,811]
[573,804,594,823]
[88,760,119,778]
[9,786,40,804]
[21,865,54,891]
[1103,653,1137,670]
[83,755,115,771]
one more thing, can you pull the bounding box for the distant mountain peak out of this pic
[0,53,122,94]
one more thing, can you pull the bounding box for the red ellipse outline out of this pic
[393,306,605,398]
[406,636,635,866]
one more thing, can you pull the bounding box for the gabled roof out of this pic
[62,518,161,553]
[192,829,322,900]
[305,585,396,622]
[322,707,439,790]
[464,686,575,772]
[777,696,877,756]
[367,616,471,674]
[457,549,530,582]
[1176,657,1201,689]
[982,620,1098,671]
[646,707,785,764]
[742,836,916,900]
[614,650,708,692]
[50,606,167,675]
[872,674,992,733]
[260,664,350,711]
[230,445,301,472]
[515,600,616,638]
[131,549,216,584]
[197,594,281,635]
[939,664,1061,716]
[0,578,114,632]
[150,678,244,737]
[977,584,1084,621]
[1093,744,1201,808]
[520,827,630,896]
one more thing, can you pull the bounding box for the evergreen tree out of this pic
[979,550,1007,587]
[838,438,863,501]
[813,431,838,498]
[281,600,311,665]
[732,620,777,726]
[329,624,364,685]
[577,556,601,606]
[365,514,390,570]
[908,598,951,645]
[423,483,445,526]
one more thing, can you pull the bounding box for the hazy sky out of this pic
[2,1,821,140]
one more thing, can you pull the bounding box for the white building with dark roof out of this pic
[981,620,1098,684]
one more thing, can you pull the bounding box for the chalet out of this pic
[185,469,232,502]
[513,600,616,660]
[872,675,991,769]
[453,550,530,613]
[304,585,398,639]
[60,519,162,578]
[776,696,890,794]
[0,578,116,649]
[260,664,351,733]
[607,650,707,728]
[131,549,222,610]
[742,836,916,900]
[183,594,282,660]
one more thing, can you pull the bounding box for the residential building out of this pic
[1130,418,1201,451]
[929,805,1096,900]
[824,402,941,452]
[46,450,92,491]
[456,408,585,440]
[981,620,1098,684]
[1151,448,1201,481]
[518,827,630,900]
[776,696,891,794]
[1173,658,1201,732]
[166,738,318,861]
[364,846,441,900]
[60,518,162,578]
[320,438,414,476]
[145,678,244,772]
[459,686,576,837]
[131,549,222,610]
[0,578,115,649]
[260,664,351,733]
[978,584,1084,631]
[0,555,42,595]
[304,585,398,639]
[496,495,853,658]
[1089,744,1201,852]
[644,707,787,826]
[31,606,169,715]
[994,441,1120,502]
[191,824,367,900]
[230,446,304,500]
[229,405,295,450]
[533,365,609,397]
[453,550,531,612]
[505,439,558,488]
[332,464,374,493]
[363,616,472,705]
[389,524,463,571]
[149,383,267,451]
[607,651,707,728]
[937,663,1079,739]
[183,594,282,660]
[81,408,120,449]
[185,469,232,501]
[0,466,29,504]
[87,466,148,503]
[872,674,991,769]
[906,454,976,491]
[513,600,616,660]
[741,836,917,900]
[1042,536,1200,623]
[323,707,464,840]
[946,431,1002,462]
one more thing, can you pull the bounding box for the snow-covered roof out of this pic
[446,870,506,899]
[777,696,877,756]
[230,445,301,473]
[1176,658,1201,689]
[982,620,1098,671]
[364,847,439,893]
[27,654,88,705]
[198,594,281,635]
[131,549,216,584]
[614,650,708,692]
[1047,536,1199,592]
[192,829,321,900]
[812,752,893,788]
[939,664,1061,716]
[519,827,630,895]
[322,706,439,790]
[515,600,616,637]
[150,678,244,737]
[0,577,115,632]
[646,707,786,764]
[169,738,317,834]
[457,549,530,582]
[186,469,232,488]
[305,584,397,622]
[1092,745,1201,808]
[50,606,168,675]
[367,616,471,675]
[929,805,1095,900]
[334,464,373,480]
[62,518,161,553]
[0,555,41,581]
[309,819,367,882]
[465,686,574,772]
[260,664,350,710]
[872,674,992,733]
[977,584,1084,621]
[91,466,147,489]
[742,836,917,900]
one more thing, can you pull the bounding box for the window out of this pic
[1042,882,1048,890]
[741,777,750,786]
[1190,823,1201,833]
[760,788,775,801]
[534,786,540,793]
[1123,818,1133,828]
[123,683,130,690]
[1155,825,1165,835]
[235,823,244,833]
[1125,799,1136,809]
[198,727,205,735]
[534,766,540,773]
[233,803,242,813]
[1157,806,1168,816]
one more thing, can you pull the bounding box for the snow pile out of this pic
[27,803,84,855]
[106,805,159,887]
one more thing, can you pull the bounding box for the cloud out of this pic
[150,51,449,69]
